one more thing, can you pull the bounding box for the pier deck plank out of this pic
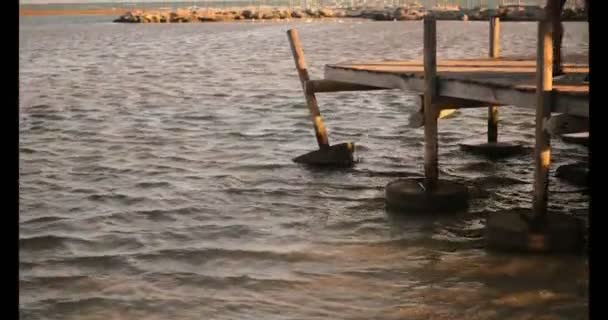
[324,57,589,117]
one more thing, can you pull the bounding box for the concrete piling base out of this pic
[385,178,469,212]
[555,162,589,187]
[292,142,355,167]
[485,210,585,253]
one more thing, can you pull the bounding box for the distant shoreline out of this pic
[20,8,132,16]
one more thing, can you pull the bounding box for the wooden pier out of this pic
[324,58,588,116]
[287,17,588,253]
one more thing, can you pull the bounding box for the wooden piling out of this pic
[489,16,500,59]
[488,16,500,143]
[532,20,553,219]
[423,18,438,190]
[286,29,330,150]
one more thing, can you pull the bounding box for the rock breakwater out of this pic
[113,5,587,23]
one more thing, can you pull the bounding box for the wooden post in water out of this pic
[488,16,500,143]
[532,20,553,220]
[489,16,500,58]
[423,18,438,190]
[286,29,330,150]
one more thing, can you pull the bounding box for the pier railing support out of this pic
[286,28,355,167]
[532,20,553,221]
[423,17,438,190]
[459,16,524,158]
[485,19,583,254]
[385,16,469,213]
[287,29,330,150]
[488,16,500,143]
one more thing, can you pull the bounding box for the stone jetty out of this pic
[113,5,587,23]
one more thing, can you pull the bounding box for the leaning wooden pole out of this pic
[423,18,438,190]
[488,16,500,143]
[286,29,330,150]
[532,20,553,220]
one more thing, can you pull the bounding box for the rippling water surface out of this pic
[20,16,589,319]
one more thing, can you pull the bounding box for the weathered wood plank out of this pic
[305,79,386,93]
[324,66,413,91]
[326,56,582,67]
[434,96,498,109]
[325,65,588,95]
[324,57,588,98]
[327,57,588,69]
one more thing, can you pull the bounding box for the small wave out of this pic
[472,176,528,188]
[174,114,218,121]
[278,220,311,229]
[147,164,193,173]
[317,194,386,203]
[19,234,90,251]
[22,104,54,113]
[433,228,483,243]
[223,187,301,198]
[134,181,172,189]
[26,296,141,314]
[70,164,138,176]
[225,163,291,171]
[28,113,66,121]
[20,233,146,256]
[69,187,99,194]
[20,274,91,286]
[86,193,148,205]
[167,272,308,290]
[354,144,371,151]
[227,131,286,140]
[35,254,140,274]
[352,169,421,178]
[134,247,320,264]
[20,215,68,224]
[324,216,388,231]
[368,134,403,140]
[308,182,385,192]
[20,147,37,154]
[128,209,184,222]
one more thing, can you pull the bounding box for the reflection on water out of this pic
[20,17,588,319]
